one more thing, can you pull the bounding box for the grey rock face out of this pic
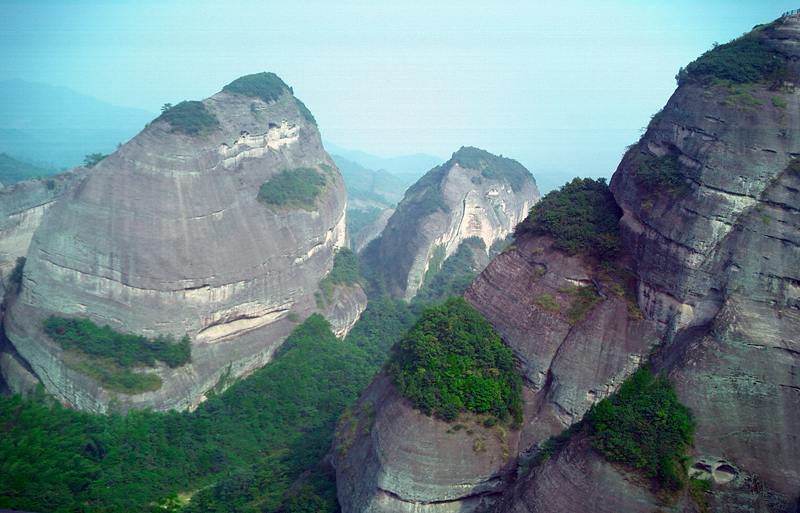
[363,147,539,300]
[466,235,658,444]
[497,14,800,512]
[0,170,86,303]
[339,15,800,513]
[351,208,394,253]
[3,74,354,412]
[333,373,519,513]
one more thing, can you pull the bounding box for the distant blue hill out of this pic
[323,141,442,182]
[0,80,155,168]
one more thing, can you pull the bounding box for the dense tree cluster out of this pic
[514,177,622,258]
[157,101,219,135]
[0,294,422,513]
[223,72,290,104]
[388,297,523,424]
[257,167,327,210]
[587,368,695,491]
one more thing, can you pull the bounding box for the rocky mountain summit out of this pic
[362,147,539,300]
[335,13,800,513]
[1,72,365,412]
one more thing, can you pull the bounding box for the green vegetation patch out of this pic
[634,152,689,194]
[63,350,162,394]
[0,314,392,513]
[43,317,191,369]
[586,368,695,491]
[83,152,108,168]
[157,101,219,135]
[347,207,383,238]
[564,285,602,324]
[451,146,532,192]
[223,72,290,104]
[403,163,450,216]
[388,297,523,424]
[677,35,787,87]
[534,293,560,312]
[317,248,362,307]
[515,177,622,258]
[257,167,327,210]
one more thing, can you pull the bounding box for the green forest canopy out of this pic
[388,297,522,424]
[514,177,622,258]
[587,368,695,491]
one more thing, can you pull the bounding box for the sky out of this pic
[1,0,797,190]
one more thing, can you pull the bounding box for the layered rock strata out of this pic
[3,73,358,412]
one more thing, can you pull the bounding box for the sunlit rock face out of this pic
[362,147,539,301]
[3,72,356,412]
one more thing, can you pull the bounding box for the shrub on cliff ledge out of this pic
[43,317,191,369]
[388,297,522,424]
[157,100,219,135]
[587,368,695,491]
[257,167,327,210]
[514,177,622,258]
[676,35,787,86]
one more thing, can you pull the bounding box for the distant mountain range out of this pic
[324,141,441,182]
[0,153,56,185]
[0,80,155,168]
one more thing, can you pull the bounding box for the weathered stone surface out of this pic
[466,234,658,447]
[2,73,358,412]
[333,373,519,513]
[339,15,800,513]
[351,207,393,253]
[494,436,695,513]
[323,283,368,338]
[363,147,538,300]
[0,170,86,304]
[499,14,800,512]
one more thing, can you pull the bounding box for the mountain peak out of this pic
[222,72,292,103]
[447,146,534,192]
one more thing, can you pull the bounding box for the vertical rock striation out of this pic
[362,147,539,300]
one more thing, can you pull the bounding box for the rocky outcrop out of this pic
[322,283,368,338]
[466,235,658,444]
[337,14,800,513]
[495,13,800,513]
[2,72,359,412]
[351,208,393,253]
[362,147,538,300]
[333,373,520,513]
[0,170,86,303]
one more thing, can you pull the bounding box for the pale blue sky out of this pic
[1,0,796,189]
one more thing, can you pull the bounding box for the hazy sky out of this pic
[1,0,796,189]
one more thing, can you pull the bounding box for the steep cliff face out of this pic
[337,14,800,513]
[495,14,800,513]
[363,147,539,300]
[3,72,358,412]
[0,170,86,302]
